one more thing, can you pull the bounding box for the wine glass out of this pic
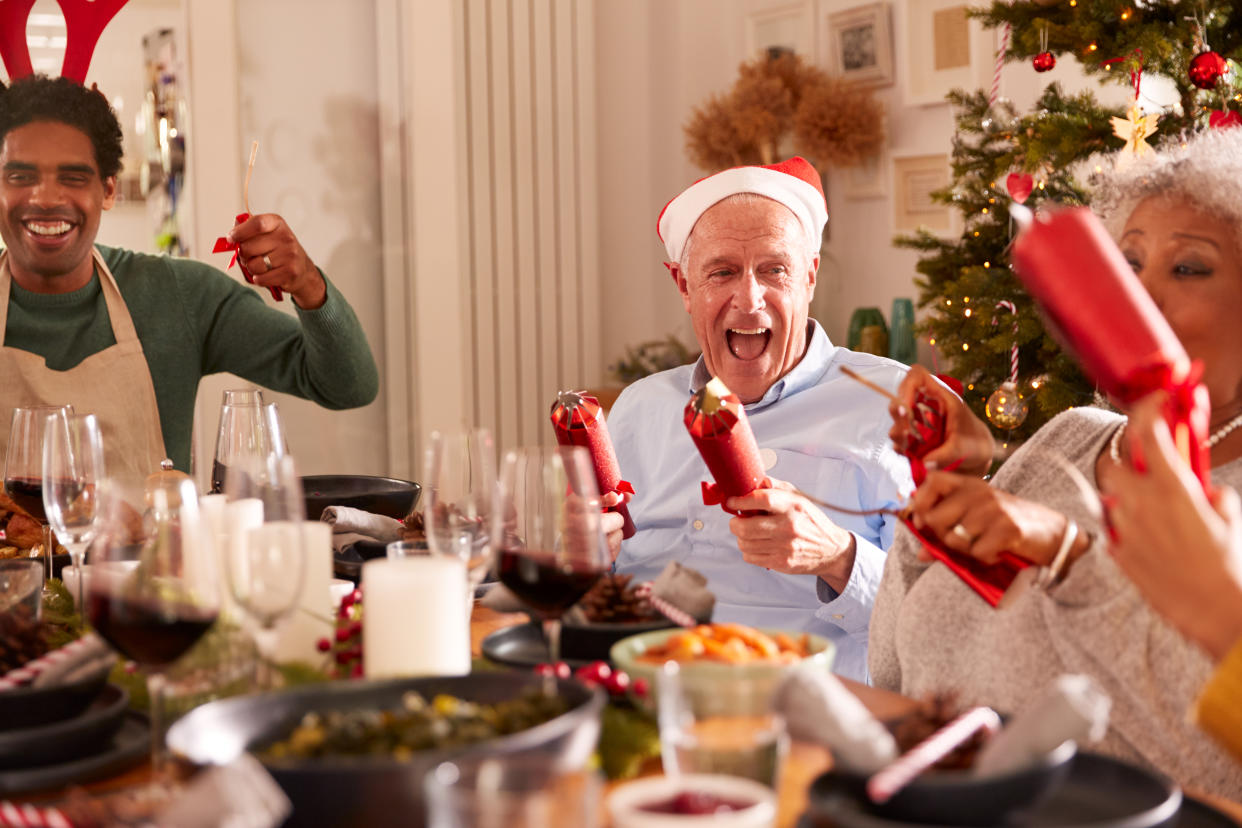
[42,413,105,613]
[87,476,220,785]
[4,405,72,578]
[424,427,497,612]
[494,446,608,682]
[211,395,286,494]
[221,452,306,689]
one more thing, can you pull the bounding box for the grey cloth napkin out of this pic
[974,674,1111,777]
[321,505,403,554]
[772,665,899,773]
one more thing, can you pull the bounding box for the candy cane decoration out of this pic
[988,23,1012,108]
[994,300,1019,384]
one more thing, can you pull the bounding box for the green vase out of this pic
[889,298,917,365]
[847,307,887,351]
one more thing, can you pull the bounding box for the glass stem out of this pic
[147,671,168,783]
[42,525,54,581]
[70,546,85,618]
[541,617,562,696]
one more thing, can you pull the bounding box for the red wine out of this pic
[87,591,217,667]
[4,477,46,522]
[496,548,603,616]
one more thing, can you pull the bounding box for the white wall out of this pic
[593,0,1145,377]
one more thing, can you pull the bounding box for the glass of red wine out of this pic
[494,446,608,684]
[42,413,106,614]
[4,405,73,579]
[87,475,220,785]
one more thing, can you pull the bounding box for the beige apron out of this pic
[0,248,167,482]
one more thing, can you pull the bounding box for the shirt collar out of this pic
[687,320,833,412]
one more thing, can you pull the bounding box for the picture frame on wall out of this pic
[892,153,955,235]
[745,2,814,58]
[903,0,996,106]
[823,2,894,88]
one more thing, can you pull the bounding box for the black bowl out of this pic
[166,673,604,828]
[809,740,1077,826]
[300,475,420,522]
[558,618,676,662]
[0,662,110,731]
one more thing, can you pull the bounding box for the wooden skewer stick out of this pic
[840,365,900,404]
[243,140,259,215]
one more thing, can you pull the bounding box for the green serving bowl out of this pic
[610,626,835,704]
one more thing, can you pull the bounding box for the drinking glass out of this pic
[657,662,789,788]
[4,405,72,578]
[424,427,497,609]
[493,446,608,680]
[43,413,105,613]
[221,452,306,688]
[87,476,220,785]
[211,396,286,494]
[424,757,600,828]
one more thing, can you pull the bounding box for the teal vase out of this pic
[889,298,917,365]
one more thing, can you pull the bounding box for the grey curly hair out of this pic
[1091,128,1242,241]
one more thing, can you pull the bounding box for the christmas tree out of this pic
[898,0,1242,442]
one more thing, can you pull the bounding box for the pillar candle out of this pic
[363,556,470,679]
[272,521,333,665]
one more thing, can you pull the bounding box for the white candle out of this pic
[273,522,334,664]
[363,557,470,678]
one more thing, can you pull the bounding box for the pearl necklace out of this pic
[1109,410,1242,463]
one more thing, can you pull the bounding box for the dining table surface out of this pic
[9,605,1242,827]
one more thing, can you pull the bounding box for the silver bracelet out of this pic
[1036,519,1078,590]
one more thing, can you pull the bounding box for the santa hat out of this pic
[657,156,828,263]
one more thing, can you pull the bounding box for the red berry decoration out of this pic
[1190,50,1229,90]
[605,670,631,695]
[631,677,650,699]
[575,661,612,686]
[1032,51,1056,73]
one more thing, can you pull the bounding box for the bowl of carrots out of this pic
[610,623,834,703]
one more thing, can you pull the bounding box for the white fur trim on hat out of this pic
[657,161,828,263]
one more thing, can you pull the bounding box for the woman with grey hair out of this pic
[868,128,1242,799]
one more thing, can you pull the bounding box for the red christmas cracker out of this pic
[549,391,636,538]
[213,212,285,302]
[684,377,770,515]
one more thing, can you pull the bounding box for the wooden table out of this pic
[12,606,1242,827]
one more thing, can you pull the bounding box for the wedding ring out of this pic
[950,524,973,544]
[262,254,273,272]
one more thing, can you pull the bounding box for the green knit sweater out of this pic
[3,245,379,471]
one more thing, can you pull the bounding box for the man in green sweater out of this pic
[0,75,378,478]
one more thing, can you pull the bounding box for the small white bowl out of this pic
[606,774,777,828]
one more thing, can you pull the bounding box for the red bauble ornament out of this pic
[1033,51,1056,73]
[1189,50,1229,90]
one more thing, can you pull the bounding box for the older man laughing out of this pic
[607,157,912,682]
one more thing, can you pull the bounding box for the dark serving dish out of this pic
[0,662,110,731]
[167,672,604,828]
[810,740,1077,827]
[0,683,128,769]
[301,475,420,522]
[558,617,676,662]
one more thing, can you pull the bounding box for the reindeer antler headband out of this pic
[0,0,130,84]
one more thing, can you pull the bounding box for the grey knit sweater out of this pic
[869,406,1242,799]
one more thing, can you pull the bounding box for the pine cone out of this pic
[0,604,50,675]
[576,573,661,623]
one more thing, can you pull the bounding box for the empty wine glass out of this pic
[4,404,72,578]
[211,395,286,494]
[494,446,608,685]
[43,413,105,613]
[88,476,220,786]
[221,452,306,688]
[425,757,600,828]
[424,427,497,611]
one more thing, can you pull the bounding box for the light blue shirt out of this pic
[610,321,913,683]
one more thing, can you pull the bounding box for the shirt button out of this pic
[692,520,704,530]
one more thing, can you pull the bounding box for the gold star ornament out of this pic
[1110,104,1159,167]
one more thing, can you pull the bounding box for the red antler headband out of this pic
[0,0,130,85]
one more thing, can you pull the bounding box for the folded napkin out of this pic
[772,665,899,773]
[321,505,403,554]
[157,753,291,828]
[974,673,1110,776]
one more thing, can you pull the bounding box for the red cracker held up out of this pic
[550,391,636,538]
